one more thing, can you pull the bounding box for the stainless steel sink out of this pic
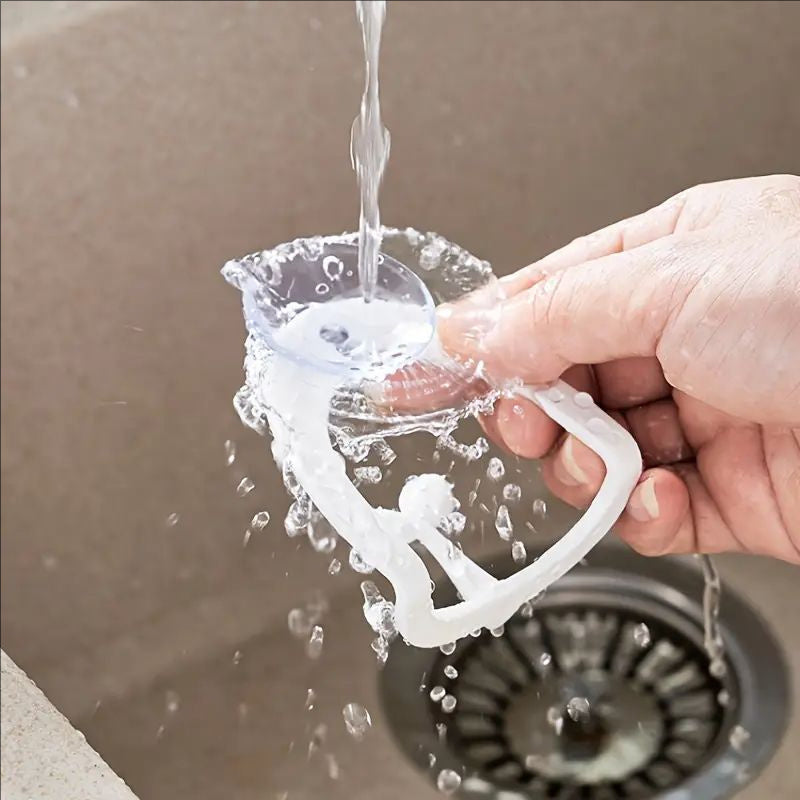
[2,2,798,798]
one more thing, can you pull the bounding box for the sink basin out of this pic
[2,2,798,798]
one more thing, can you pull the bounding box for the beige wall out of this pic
[2,0,799,716]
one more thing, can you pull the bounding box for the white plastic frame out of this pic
[281,377,642,649]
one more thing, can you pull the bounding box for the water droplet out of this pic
[236,477,255,497]
[354,465,382,485]
[490,625,504,638]
[502,483,521,503]
[436,768,462,795]
[633,623,651,647]
[495,505,513,541]
[710,658,727,678]
[342,702,372,740]
[305,688,316,710]
[251,511,270,530]
[326,753,340,780]
[443,665,458,679]
[315,282,330,295]
[546,706,564,734]
[729,724,750,753]
[430,686,446,702]
[285,496,312,537]
[436,722,447,741]
[466,436,490,461]
[328,557,341,575]
[470,628,482,638]
[440,641,456,656]
[306,625,324,659]
[439,511,466,538]
[349,549,374,574]
[511,540,527,564]
[165,512,180,527]
[284,515,307,538]
[717,689,731,707]
[308,722,327,756]
[232,649,243,665]
[308,516,338,553]
[539,652,552,667]
[441,694,457,713]
[282,461,301,497]
[533,498,547,517]
[322,255,344,281]
[374,441,396,464]
[165,690,180,714]
[361,581,397,641]
[566,696,590,721]
[288,608,312,638]
[370,635,390,664]
[547,387,564,403]
[487,457,505,481]
[242,529,252,546]
[574,391,594,408]
[587,417,609,434]
[428,752,437,768]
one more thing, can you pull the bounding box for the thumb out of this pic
[438,238,690,384]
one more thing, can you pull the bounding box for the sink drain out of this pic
[379,546,789,799]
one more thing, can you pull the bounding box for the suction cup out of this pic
[231,241,436,380]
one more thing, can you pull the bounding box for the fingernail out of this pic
[627,477,660,522]
[553,437,589,486]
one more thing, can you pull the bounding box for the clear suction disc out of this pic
[225,240,436,379]
[223,229,499,439]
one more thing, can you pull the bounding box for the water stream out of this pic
[351,0,391,302]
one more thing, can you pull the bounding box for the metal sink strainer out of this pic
[379,546,789,799]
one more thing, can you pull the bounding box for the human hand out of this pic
[437,175,800,562]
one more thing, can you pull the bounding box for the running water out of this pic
[351,0,391,301]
